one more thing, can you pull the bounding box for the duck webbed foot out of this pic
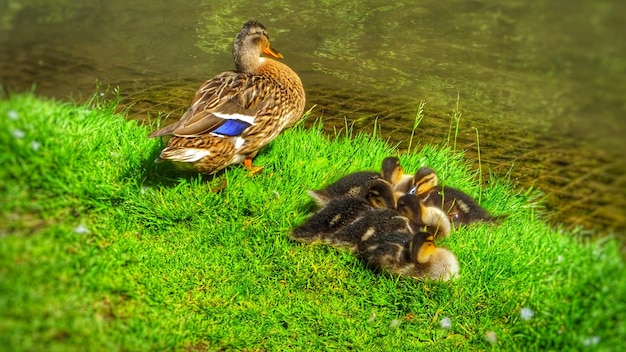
[244,157,264,177]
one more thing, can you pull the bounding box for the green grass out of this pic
[1,93,625,351]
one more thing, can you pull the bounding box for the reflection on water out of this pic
[1,0,625,242]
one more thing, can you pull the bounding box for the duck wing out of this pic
[149,71,266,138]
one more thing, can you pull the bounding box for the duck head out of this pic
[233,20,284,73]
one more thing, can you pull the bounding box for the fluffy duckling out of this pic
[329,207,418,252]
[380,156,416,199]
[292,179,396,243]
[395,194,451,239]
[380,157,412,186]
[358,231,459,281]
[410,167,502,226]
[307,156,403,207]
[307,171,380,207]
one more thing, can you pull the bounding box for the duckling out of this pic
[307,156,403,207]
[358,231,459,281]
[292,179,396,243]
[380,156,417,199]
[307,171,380,207]
[410,167,502,226]
[407,232,460,281]
[329,206,418,252]
[395,194,451,239]
[380,157,411,186]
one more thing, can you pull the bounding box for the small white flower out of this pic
[520,307,534,321]
[389,319,402,328]
[8,110,18,120]
[11,129,25,139]
[140,186,149,195]
[31,140,40,151]
[440,317,452,329]
[582,336,600,346]
[557,255,564,263]
[74,224,90,234]
[367,312,376,324]
[484,331,498,344]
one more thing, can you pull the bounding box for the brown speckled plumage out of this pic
[149,20,305,175]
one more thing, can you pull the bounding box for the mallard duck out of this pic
[307,157,405,207]
[358,231,459,281]
[292,179,395,243]
[148,20,305,175]
[410,167,502,226]
[396,194,451,239]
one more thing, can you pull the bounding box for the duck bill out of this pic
[263,46,284,59]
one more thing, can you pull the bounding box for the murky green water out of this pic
[1,0,625,243]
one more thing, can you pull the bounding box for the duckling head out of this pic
[396,194,451,238]
[410,232,460,281]
[396,193,422,220]
[380,157,404,185]
[365,179,396,209]
[410,167,438,196]
[410,232,436,264]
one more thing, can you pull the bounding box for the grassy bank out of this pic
[1,93,624,351]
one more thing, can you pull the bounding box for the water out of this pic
[1,0,625,242]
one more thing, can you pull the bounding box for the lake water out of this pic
[1,0,624,243]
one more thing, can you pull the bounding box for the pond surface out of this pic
[1,0,625,244]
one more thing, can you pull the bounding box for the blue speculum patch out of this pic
[213,119,251,136]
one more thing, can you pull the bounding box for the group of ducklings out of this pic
[291,157,504,282]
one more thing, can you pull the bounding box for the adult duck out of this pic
[149,20,306,175]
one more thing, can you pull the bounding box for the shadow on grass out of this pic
[132,137,227,190]
[134,138,289,192]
